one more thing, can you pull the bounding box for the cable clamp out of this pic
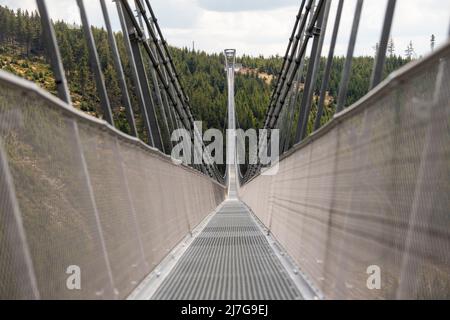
[312,26,322,37]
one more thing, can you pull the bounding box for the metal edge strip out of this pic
[240,200,324,300]
[127,200,228,300]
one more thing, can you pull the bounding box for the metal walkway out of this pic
[151,49,302,300]
[152,200,302,300]
[1,0,449,301]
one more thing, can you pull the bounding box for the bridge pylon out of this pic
[224,49,239,199]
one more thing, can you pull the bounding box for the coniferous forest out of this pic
[0,5,411,142]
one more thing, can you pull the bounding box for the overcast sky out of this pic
[1,0,449,57]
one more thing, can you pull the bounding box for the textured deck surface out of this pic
[152,200,301,300]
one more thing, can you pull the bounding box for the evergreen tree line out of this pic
[0,6,44,56]
[1,5,413,145]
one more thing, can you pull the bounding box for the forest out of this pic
[0,5,412,145]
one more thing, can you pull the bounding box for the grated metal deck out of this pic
[152,200,302,300]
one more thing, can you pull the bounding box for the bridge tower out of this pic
[224,49,239,199]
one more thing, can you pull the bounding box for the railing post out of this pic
[100,0,138,137]
[246,0,317,181]
[135,0,172,153]
[122,0,222,182]
[245,0,325,182]
[142,0,222,179]
[77,0,114,126]
[264,0,307,128]
[336,0,364,112]
[266,0,313,128]
[295,0,331,143]
[281,1,317,152]
[370,0,397,89]
[149,31,176,150]
[145,0,194,116]
[36,0,71,105]
[115,0,154,146]
[119,0,164,150]
[281,10,312,152]
[37,0,116,297]
[158,43,178,133]
[268,0,325,130]
[314,0,344,131]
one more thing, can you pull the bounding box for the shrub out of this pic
[80,102,89,112]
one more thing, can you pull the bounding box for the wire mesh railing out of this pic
[242,0,445,183]
[35,0,223,183]
[0,0,230,300]
[240,39,450,300]
[0,69,226,299]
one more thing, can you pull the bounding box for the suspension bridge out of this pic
[0,0,449,300]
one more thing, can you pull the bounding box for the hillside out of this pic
[0,5,410,142]
[236,67,274,85]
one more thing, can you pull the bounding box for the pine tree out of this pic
[0,3,412,144]
[24,10,32,56]
[387,37,395,57]
[16,9,24,54]
[6,7,16,46]
[405,41,415,60]
[0,7,6,44]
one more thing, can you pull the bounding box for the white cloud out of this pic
[196,0,299,12]
[1,0,449,57]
